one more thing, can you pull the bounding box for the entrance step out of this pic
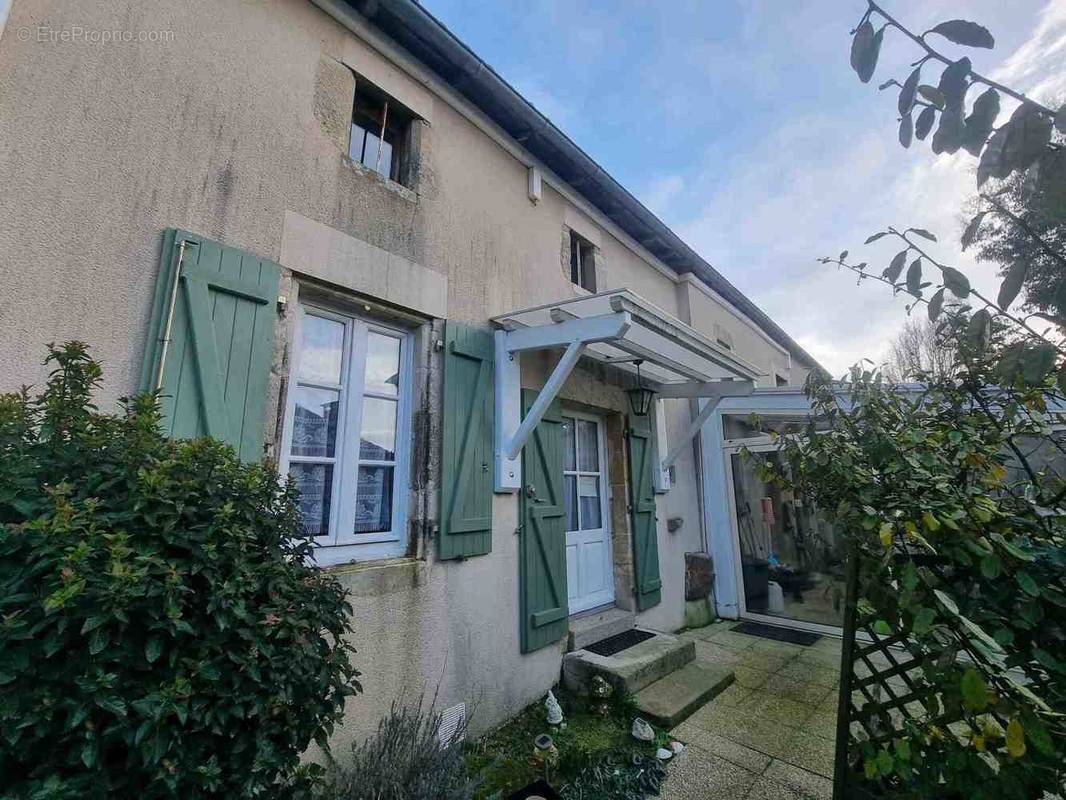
[568,607,635,652]
[562,631,694,696]
[634,661,735,729]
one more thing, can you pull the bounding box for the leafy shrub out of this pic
[559,753,666,800]
[0,343,360,799]
[328,697,476,800]
[760,350,1066,796]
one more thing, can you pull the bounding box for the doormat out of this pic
[732,621,820,646]
[585,628,656,657]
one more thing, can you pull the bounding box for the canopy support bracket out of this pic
[659,380,755,471]
[495,311,631,492]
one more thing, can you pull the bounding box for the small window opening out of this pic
[349,78,414,185]
[569,231,596,292]
[775,374,789,387]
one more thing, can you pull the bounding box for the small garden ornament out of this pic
[532,733,559,771]
[544,689,563,726]
[589,675,613,717]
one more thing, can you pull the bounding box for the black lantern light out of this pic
[626,359,655,417]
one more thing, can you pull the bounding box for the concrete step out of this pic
[562,631,695,696]
[634,661,735,729]
[568,606,635,651]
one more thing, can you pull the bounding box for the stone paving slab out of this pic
[664,620,843,799]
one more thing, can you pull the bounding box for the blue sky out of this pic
[424,0,1066,374]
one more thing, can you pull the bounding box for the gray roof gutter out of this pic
[331,0,820,370]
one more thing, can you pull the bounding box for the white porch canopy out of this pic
[491,289,763,492]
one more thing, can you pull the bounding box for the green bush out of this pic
[0,343,360,799]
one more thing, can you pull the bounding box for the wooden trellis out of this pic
[831,548,1011,799]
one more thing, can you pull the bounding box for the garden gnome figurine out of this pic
[545,689,563,726]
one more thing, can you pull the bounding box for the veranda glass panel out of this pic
[731,451,845,627]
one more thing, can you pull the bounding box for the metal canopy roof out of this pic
[491,289,763,388]
[491,289,760,492]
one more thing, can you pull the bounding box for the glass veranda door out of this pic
[727,444,846,631]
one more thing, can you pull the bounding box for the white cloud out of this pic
[672,0,1066,376]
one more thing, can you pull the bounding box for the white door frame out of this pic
[562,409,615,614]
[722,440,843,636]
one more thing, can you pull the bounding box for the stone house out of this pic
[0,0,836,750]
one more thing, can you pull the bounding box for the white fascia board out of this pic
[502,311,631,353]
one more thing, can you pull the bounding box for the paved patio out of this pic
[663,620,841,800]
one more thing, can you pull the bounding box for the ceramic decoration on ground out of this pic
[532,733,559,769]
[631,717,654,742]
[544,689,563,725]
[670,740,685,754]
[655,747,673,761]
[589,675,613,716]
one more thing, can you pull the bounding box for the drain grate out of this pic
[732,621,820,646]
[584,628,656,657]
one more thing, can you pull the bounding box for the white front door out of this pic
[563,412,615,614]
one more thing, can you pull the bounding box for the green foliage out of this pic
[327,698,477,800]
[966,142,1066,324]
[465,687,658,800]
[0,343,360,799]
[756,341,1066,797]
[559,753,666,800]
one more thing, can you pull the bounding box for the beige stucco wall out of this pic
[0,0,809,748]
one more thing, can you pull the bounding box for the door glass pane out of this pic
[289,463,333,537]
[730,452,845,627]
[577,420,599,471]
[364,332,401,396]
[564,475,578,532]
[359,397,397,460]
[563,418,576,471]
[290,386,339,457]
[299,314,344,385]
[354,465,393,534]
[578,475,601,530]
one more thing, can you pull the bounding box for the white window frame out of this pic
[280,302,414,566]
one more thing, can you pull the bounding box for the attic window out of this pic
[349,78,414,185]
[776,374,789,387]
[569,231,596,292]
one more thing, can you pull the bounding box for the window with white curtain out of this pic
[281,303,413,564]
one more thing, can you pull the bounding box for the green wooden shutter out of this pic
[628,414,662,610]
[439,322,494,560]
[519,390,569,653]
[140,229,280,462]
